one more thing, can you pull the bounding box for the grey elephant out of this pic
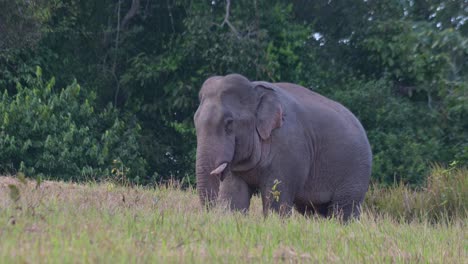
[194,74,372,221]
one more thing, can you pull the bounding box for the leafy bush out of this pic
[0,68,147,182]
[364,164,468,223]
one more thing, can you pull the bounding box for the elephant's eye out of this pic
[225,119,233,134]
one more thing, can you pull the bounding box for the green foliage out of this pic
[0,69,147,182]
[0,0,49,50]
[0,0,466,185]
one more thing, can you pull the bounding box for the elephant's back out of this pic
[274,82,347,112]
[273,82,364,134]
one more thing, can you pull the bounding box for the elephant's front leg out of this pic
[218,173,252,212]
[260,179,294,217]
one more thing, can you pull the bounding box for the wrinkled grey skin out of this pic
[194,74,372,221]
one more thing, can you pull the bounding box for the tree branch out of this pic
[221,0,240,38]
[121,0,140,29]
[113,0,122,106]
[167,0,175,33]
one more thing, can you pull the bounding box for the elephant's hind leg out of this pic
[328,199,363,222]
[313,203,330,217]
[294,202,330,218]
[294,203,314,217]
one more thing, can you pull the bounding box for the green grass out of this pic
[0,171,466,263]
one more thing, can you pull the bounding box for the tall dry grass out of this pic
[364,165,467,222]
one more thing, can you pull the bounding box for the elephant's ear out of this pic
[254,82,283,140]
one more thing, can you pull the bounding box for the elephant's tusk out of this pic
[210,163,228,175]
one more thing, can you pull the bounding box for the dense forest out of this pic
[0,0,466,186]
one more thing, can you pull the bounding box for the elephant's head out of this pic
[194,74,283,207]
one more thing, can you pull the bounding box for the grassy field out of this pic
[0,174,466,263]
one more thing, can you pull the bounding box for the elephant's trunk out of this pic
[195,133,235,207]
[196,155,220,208]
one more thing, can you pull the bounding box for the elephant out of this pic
[194,73,372,221]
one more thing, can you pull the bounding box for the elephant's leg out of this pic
[295,203,330,218]
[328,198,363,222]
[294,203,315,217]
[218,173,252,212]
[312,203,330,217]
[260,183,294,217]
